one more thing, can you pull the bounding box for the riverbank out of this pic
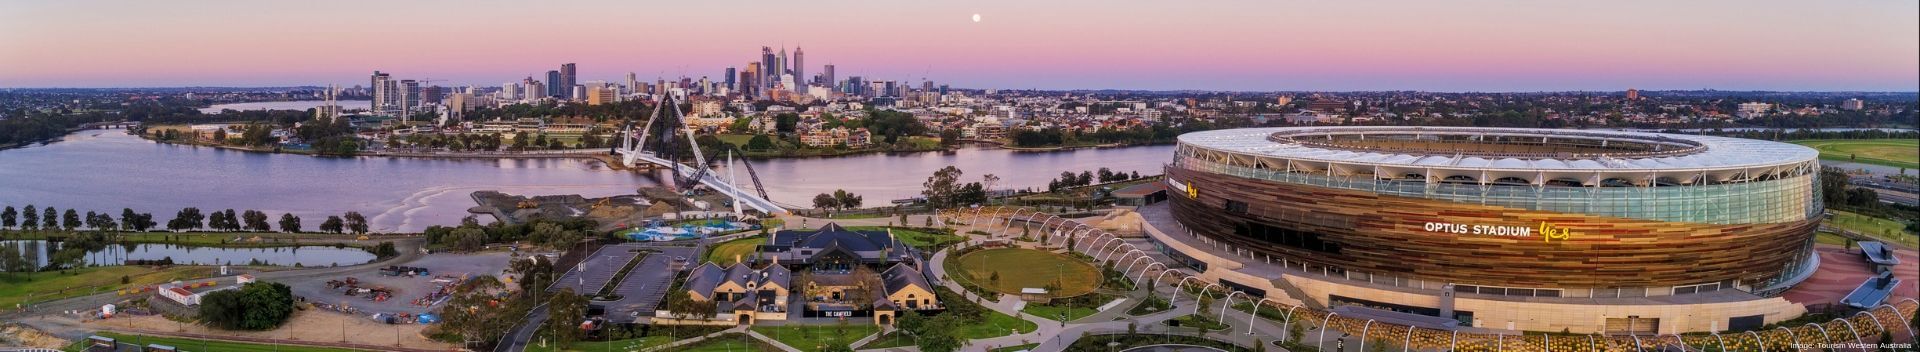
[138,132,640,169]
[998,141,1145,152]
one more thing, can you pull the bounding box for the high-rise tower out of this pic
[370,71,393,113]
[560,63,577,99]
[793,46,805,88]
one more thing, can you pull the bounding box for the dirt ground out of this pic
[84,309,456,350]
[280,251,513,315]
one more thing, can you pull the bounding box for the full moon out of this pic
[971,14,981,22]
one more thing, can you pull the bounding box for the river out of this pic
[0,131,1176,232]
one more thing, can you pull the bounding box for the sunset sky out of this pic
[2,0,1916,91]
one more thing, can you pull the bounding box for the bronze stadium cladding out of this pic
[1166,166,1817,288]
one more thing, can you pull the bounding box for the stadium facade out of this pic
[1146,126,1823,334]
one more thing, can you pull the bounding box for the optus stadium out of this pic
[1145,126,1823,334]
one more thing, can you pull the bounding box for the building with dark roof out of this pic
[678,261,790,324]
[759,223,914,271]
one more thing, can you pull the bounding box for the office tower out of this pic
[1841,98,1865,111]
[546,70,563,98]
[724,67,736,92]
[792,46,804,88]
[449,93,473,123]
[625,72,639,96]
[571,85,586,102]
[741,64,759,98]
[560,63,577,97]
[587,86,616,106]
[775,47,788,82]
[760,47,776,81]
[370,71,393,112]
[1626,88,1640,101]
[422,86,443,105]
[940,84,949,96]
[501,82,520,101]
[398,79,420,116]
[822,64,835,90]
[523,77,544,103]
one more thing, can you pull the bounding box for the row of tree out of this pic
[421,216,596,252]
[0,204,370,234]
[811,189,865,211]
[1046,167,1144,192]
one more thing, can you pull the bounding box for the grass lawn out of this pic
[958,310,1040,338]
[1826,209,1918,247]
[862,310,1038,349]
[3,265,215,309]
[845,226,965,249]
[749,324,878,351]
[1127,296,1172,316]
[1815,232,1850,246]
[679,333,783,352]
[1020,301,1101,322]
[1163,314,1231,331]
[1791,139,1920,169]
[703,236,763,266]
[951,248,1102,297]
[64,332,369,352]
[523,336,674,352]
[825,213,890,219]
[992,343,1041,352]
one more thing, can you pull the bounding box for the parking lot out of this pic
[549,243,649,294]
[602,245,696,322]
[280,251,513,315]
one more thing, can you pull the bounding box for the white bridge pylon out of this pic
[614,94,787,215]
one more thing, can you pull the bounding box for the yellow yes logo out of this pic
[1187,184,1198,199]
[1538,222,1571,242]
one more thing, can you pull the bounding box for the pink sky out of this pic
[2,0,1916,91]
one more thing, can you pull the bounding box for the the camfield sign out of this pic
[1424,222,1570,242]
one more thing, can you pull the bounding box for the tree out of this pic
[21,205,37,230]
[813,193,841,211]
[120,208,137,231]
[169,207,204,231]
[546,288,590,349]
[220,209,240,231]
[278,213,302,233]
[1,206,15,229]
[319,216,344,234]
[130,213,155,232]
[42,207,57,229]
[833,189,863,210]
[197,282,294,330]
[662,290,716,321]
[745,134,776,151]
[912,313,966,352]
[242,210,270,232]
[207,211,228,232]
[343,211,368,234]
[922,166,965,208]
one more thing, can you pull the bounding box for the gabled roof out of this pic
[768,222,897,253]
[880,263,931,295]
[683,262,726,299]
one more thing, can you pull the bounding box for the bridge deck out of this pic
[622,152,786,214]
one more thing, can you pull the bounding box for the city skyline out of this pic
[1,0,1917,91]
